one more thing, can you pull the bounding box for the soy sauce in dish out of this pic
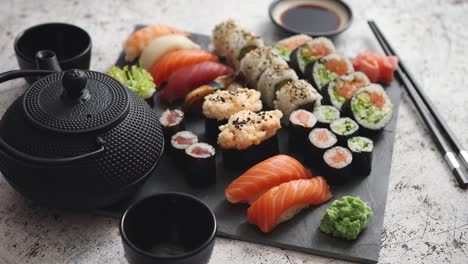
[280,4,341,33]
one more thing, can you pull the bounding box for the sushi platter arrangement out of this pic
[101,21,402,263]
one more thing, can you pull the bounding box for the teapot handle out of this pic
[0,136,105,165]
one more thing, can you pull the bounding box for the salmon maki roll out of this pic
[124,24,189,62]
[225,155,312,204]
[149,50,219,85]
[247,177,332,233]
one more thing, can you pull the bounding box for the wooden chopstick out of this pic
[368,20,468,189]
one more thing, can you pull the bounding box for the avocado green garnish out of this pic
[318,66,338,86]
[108,65,156,99]
[322,107,337,121]
[332,90,347,104]
[301,47,317,65]
[350,137,370,150]
[335,120,356,134]
[319,196,373,240]
[352,93,385,124]
[273,45,291,59]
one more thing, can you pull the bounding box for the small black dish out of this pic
[14,23,92,84]
[120,193,217,264]
[269,0,353,37]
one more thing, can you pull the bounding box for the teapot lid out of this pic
[23,69,130,133]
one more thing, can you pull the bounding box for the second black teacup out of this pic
[120,193,217,264]
[14,23,92,84]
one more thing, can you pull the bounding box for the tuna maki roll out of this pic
[203,88,262,138]
[257,65,298,109]
[348,136,374,176]
[349,84,393,135]
[274,79,322,125]
[322,72,370,110]
[307,54,354,91]
[239,47,288,88]
[184,142,216,187]
[330,117,360,146]
[306,128,337,166]
[218,110,282,169]
[289,109,317,152]
[170,131,198,162]
[313,105,340,128]
[272,34,313,61]
[290,37,335,77]
[323,146,353,185]
[159,109,185,141]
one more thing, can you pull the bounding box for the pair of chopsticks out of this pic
[368,20,468,189]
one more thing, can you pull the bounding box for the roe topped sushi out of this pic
[202,88,262,121]
[218,110,282,150]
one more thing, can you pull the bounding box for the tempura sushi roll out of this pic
[274,80,322,125]
[272,34,313,61]
[307,54,354,91]
[159,109,185,141]
[313,105,340,128]
[290,37,336,77]
[349,84,393,135]
[257,65,298,109]
[330,117,360,146]
[239,47,288,88]
[202,88,262,138]
[322,72,370,110]
[170,131,198,162]
[184,142,216,187]
[289,109,317,152]
[348,136,374,176]
[306,128,337,166]
[323,146,353,185]
[218,110,283,169]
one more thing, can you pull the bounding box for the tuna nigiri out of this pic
[352,51,398,84]
[225,155,312,204]
[247,177,332,233]
[160,61,233,103]
[124,24,189,62]
[139,35,200,70]
[150,50,219,86]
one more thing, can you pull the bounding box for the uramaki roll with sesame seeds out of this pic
[218,110,282,169]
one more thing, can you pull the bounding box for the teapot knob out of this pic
[62,69,89,100]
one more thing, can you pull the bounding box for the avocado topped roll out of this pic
[313,105,340,128]
[240,47,288,88]
[203,88,262,138]
[274,79,322,125]
[330,117,360,146]
[307,54,354,91]
[290,37,336,77]
[323,72,370,110]
[272,34,313,61]
[350,84,393,134]
[257,65,299,109]
[218,110,283,169]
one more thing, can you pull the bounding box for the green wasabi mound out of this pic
[319,196,373,240]
[108,65,156,99]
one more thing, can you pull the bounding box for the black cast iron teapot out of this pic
[0,50,164,209]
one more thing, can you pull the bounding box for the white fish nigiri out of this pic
[139,35,200,70]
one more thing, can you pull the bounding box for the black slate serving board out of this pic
[100,27,401,264]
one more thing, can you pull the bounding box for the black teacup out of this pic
[14,23,92,84]
[120,193,217,264]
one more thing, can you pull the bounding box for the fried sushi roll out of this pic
[348,136,374,176]
[290,37,336,77]
[274,79,322,125]
[322,72,370,110]
[218,110,282,169]
[307,53,354,91]
[257,65,298,109]
[239,47,288,88]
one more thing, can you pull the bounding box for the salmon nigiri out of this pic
[150,50,219,86]
[247,177,332,233]
[124,24,189,62]
[225,155,312,204]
